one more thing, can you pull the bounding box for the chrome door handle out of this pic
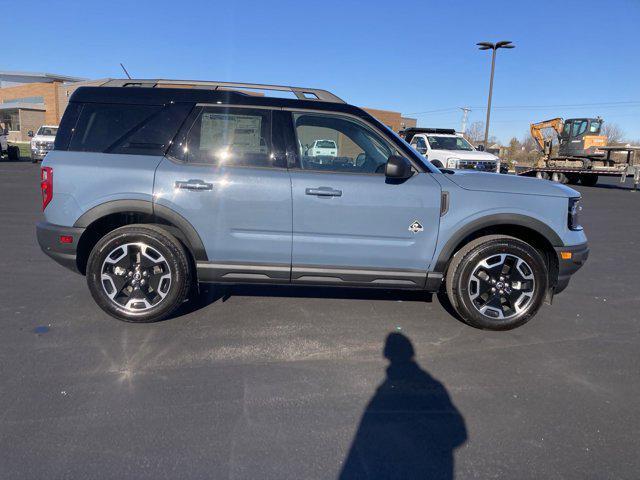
[175,179,213,191]
[305,187,342,197]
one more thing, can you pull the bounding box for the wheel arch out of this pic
[74,200,207,275]
[434,214,561,288]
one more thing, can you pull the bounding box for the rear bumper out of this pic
[554,242,589,294]
[36,221,85,273]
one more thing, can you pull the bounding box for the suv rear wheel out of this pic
[86,225,191,322]
[445,235,548,330]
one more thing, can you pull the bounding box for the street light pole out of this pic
[477,40,515,172]
[483,48,497,148]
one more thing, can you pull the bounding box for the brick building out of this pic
[0,72,85,141]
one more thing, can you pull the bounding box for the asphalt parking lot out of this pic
[1,161,639,479]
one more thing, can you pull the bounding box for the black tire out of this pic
[565,173,580,185]
[445,235,548,330]
[7,145,19,161]
[86,224,191,322]
[580,174,598,187]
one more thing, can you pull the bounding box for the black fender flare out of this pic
[434,213,563,272]
[74,200,208,261]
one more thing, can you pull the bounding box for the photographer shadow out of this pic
[339,333,467,480]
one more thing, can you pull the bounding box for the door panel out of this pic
[287,110,442,286]
[154,160,292,268]
[290,171,442,281]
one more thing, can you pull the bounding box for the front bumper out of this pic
[36,221,85,273]
[554,242,589,294]
[31,150,49,161]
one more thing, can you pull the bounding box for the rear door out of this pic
[285,111,442,288]
[153,106,292,283]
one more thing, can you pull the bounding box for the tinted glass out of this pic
[571,120,588,137]
[294,113,398,174]
[427,136,473,151]
[54,102,82,150]
[69,103,160,152]
[110,103,193,156]
[179,107,274,167]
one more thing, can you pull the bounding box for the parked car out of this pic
[307,139,337,157]
[36,80,588,330]
[404,128,503,172]
[30,125,59,163]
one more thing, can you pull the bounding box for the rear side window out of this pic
[172,107,278,168]
[68,103,161,152]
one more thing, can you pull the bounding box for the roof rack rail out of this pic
[99,79,346,103]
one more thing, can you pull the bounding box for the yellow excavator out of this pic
[524,117,610,186]
[530,117,607,165]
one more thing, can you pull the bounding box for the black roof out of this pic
[69,86,370,119]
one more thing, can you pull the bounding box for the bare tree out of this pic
[603,123,624,144]
[465,121,485,144]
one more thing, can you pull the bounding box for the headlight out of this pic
[447,158,460,169]
[568,197,583,231]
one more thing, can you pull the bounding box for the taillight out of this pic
[41,166,53,211]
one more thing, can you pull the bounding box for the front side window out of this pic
[178,107,275,167]
[571,120,588,137]
[589,120,601,134]
[293,112,399,174]
[426,136,474,151]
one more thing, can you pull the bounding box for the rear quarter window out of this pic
[68,103,162,153]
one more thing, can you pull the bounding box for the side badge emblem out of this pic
[408,220,424,233]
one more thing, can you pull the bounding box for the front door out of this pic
[287,111,442,288]
[154,106,292,283]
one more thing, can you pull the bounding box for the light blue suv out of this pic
[36,79,588,330]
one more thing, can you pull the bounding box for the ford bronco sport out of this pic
[36,79,588,330]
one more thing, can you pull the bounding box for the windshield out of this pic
[37,127,58,136]
[316,140,336,148]
[427,135,474,151]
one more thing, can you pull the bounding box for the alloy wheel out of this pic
[467,253,536,320]
[100,242,172,313]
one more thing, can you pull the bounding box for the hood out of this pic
[437,150,498,161]
[32,135,56,143]
[444,171,578,198]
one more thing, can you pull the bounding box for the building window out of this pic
[2,96,45,105]
[0,111,20,131]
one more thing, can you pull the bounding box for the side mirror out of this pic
[385,155,413,179]
[477,144,485,151]
[28,130,34,137]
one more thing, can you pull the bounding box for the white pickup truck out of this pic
[30,125,58,163]
[402,128,503,173]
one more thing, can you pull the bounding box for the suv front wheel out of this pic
[86,225,191,322]
[445,235,548,330]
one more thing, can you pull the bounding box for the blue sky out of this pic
[4,0,639,143]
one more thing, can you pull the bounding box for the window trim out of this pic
[283,108,423,176]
